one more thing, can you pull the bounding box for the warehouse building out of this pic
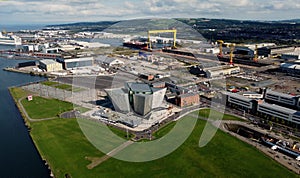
[280,60,300,77]
[96,56,124,68]
[39,59,62,72]
[281,52,300,61]
[223,92,257,113]
[204,65,240,78]
[265,89,299,109]
[258,46,295,58]
[257,102,300,124]
[58,57,94,70]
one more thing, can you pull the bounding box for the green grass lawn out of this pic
[41,81,58,86]
[153,121,176,139]
[41,81,84,92]
[9,87,32,100]
[197,108,245,121]
[21,96,74,119]
[29,118,296,178]
[108,125,134,140]
[30,119,105,177]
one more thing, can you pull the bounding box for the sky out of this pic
[0,0,299,25]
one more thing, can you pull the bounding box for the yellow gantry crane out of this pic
[229,43,236,65]
[147,29,177,50]
[217,40,224,57]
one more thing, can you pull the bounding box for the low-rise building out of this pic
[96,56,124,68]
[176,92,200,107]
[39,59,62,72]
[222,91,257,112]
[280,60,300,77]
[257,102,300,124]
[205,65,240,78]
[265,89,299,109]
[58,57,94,70]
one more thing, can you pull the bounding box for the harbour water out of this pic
[0,45,50,177]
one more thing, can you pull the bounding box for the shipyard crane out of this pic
[147,29,177,50]
[217,40,224,57]
[253,44,258,62]
[229,43,235,65]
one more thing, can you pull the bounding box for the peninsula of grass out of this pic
[197,108,245,121]
[10,87,77,120]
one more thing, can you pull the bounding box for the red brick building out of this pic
[176,92,200,107]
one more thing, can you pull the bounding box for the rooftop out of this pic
[224,91,254,102]
[39,59,60,65]
[266,90,299,98]
[63,57,93,62]
[127,82,152,93]
[259,102,297,114]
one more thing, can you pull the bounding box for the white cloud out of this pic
[0,0,299,24]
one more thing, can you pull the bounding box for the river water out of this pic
[0,45,50,177]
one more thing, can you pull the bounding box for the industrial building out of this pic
[42,47,59,54]
[280,60,300,76]
[223,92,257,113]
[105,82,166,116]
[96,56,124,68]
[258,46,295,58]
[58,57,94,70]
[257,102,300,124]
[204,65,240,78]
[281,51,300,60]
[164,82,199,107]
[241,92,263,99]
[265,89,299,110]
[39,59,62,72]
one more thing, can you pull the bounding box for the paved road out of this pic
[87,140,134,169]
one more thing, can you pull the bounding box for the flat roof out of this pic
[266,90,298,99]
[242,91,262,95]
[179,92,198,98]
[259,102,297,114]
[224,91,254,102]
[39,59,60,65]
[127,83,152,93]
[206,65,240,72]
[97,57,122,64]
[63,57,93,63]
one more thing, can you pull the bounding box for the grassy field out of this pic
[21,96,74,119]
[197,108,245,121]
[153,121,176,139]
[10,87,87,120]
[41,81,83,92]
[29,118,297,178]
[108,125,134,140]
[10,88,297,177]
